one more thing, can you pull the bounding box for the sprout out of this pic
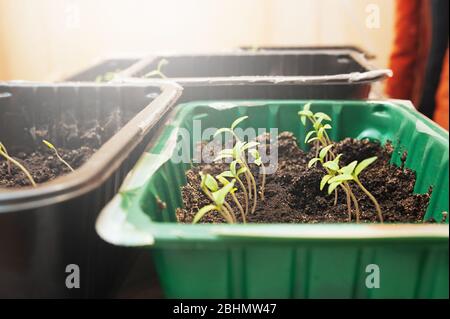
[0,142,36,187]
[249,147,266,201]
[193,172,237,224]
[43,140,75,172]
[95,69,120,83]
[216,171,246,223]
[214,116,262,214]
[327,157,383,223]
[216,160,249,216]
[143,59,169,79]
[299,103,333,159]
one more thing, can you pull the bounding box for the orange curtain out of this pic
[434,48,449,130]
[385,0,430,106]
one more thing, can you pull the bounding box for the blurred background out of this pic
[0,0,394,80]
[0,0,447,129]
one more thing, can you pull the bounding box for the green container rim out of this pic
[96,99,449,247]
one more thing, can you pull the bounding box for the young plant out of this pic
[216,171,247,223]
[215,140,259,214]
[216,160,249,216]
[301,104,383,223]
[193,172,237,224]
[214,116,264,214]
[249,147,266,200]
[143,59,169,79]
[95,69,120,83]
[327,157,383,223]
[299,103,333,158]
[43,140,75,172]
[0,142,36,187]
[309,146,358,221]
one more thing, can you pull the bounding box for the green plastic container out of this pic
[97,100,449,299]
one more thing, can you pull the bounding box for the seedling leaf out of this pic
[298,110,314,118]
[216,175,230,186]
[340,161,358,176]
[328,181,341,194]
[319,144,333,160]
[328,174,353,184]
[193,205,217,224]
[237,167,247,175]
[230,160,238,175]
[320,175,332,190]
[304,131,315,143]
[218,170,234,178]
[308,157,320,168]
[214,128,233,137]
[323,161,339,171]
[212,181,235,207]
[300,115,307,125]
[231,116,248,130]
[204,174,219,192]
[354,156,377,177]
[42,139,56,150]
[242,141,259,152]
[314,112,332,122]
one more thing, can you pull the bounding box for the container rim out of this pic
[118,50,392,85]
[61,56,143,82]
[237,45,376,59]
[0,80,183,213]
[95,99,449,247]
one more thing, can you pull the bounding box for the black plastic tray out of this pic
[64,58,139,82]
[120,50,391,102]
[0,81,181,298]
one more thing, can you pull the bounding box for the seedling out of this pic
[216,170,247,223]
[214,116,265,214]
[144,59,169,79]
[249,148,266,200]
[0,142,36,187]
[301,103,383,223]
[299,103,333,158]
[43,140,75,172]
[216,159,249,216]
[193,172,237,224]
[309,147,358,221]
[95,69,120,83]
[327,157,383,223]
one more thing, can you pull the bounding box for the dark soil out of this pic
[0,108,126,188]
[176,132,431,224]
[0,146,95,188]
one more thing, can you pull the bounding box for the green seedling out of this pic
[216,171,247,223]
[43,140,75,172]
[309,146,357,221]
[249,147,266,201]
[299,103,333,159]
[215,140,259,214]
[327,157,383,223]
[143,59,169,79]
[214,117,264,215]
[95,69,120,83]
[0,142,36,187]
[216,159,249,217]
[193,172,237,224]
[301,104,383,223]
